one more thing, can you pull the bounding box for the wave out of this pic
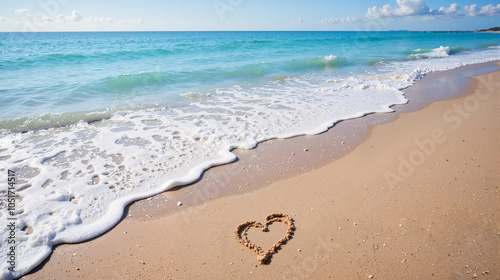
[73,56,347,94]
[1,54,349,133]
[0,48,173,69]
[44,53,87,60]
[180,91,213,100]
[324,54,337,60]
[406,46,468,59]
[97,72,175,91]
[278,55,347,72]
[0,110,114,133]
[448,46,469,54]
[367,57,398,65]
[408,46,450,59]
[216,39,276,51]
[479,41,500,48]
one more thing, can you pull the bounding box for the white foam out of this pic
[411,46,450,59]
[179,91,213,99]
[0,47,499,279]
[324,54,337,61]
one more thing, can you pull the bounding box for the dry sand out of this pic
[23,64,499,279]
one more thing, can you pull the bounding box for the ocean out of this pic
[0,31,499,278]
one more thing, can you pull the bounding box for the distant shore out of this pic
[475,27,500,33]
[408,30,499,33]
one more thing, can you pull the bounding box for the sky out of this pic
[0,0,499,32]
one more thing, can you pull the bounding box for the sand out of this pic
[22,63,499,279]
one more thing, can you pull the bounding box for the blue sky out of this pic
[0,0,499,32]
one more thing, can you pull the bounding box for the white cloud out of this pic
[87,16,114,24]
[465,3,500,16]
[436,3,460,15]
[367,0,430,18]
[66,10,83,22]
[292,18,303,23]
[343,16,360,23]
[478,3,500,16]
[14,8,29,15]
[321,17,339,24]
[395,0,430,16]
[367,1,500,19]
[28,10,143,25]
[464,4,480,16]
[36,15,54,23]
[366,5,396,18]
[117,19,143,25]
[321,16,359,24]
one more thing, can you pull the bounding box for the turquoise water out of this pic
[1,31,499,131]
[0,31,499,279]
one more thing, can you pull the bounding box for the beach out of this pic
[21,61,499,279]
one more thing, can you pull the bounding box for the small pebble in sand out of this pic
[141,261,145,265]
[73,253,77,256]
[230,262,233,265]
[341,141,346,144]
[177,201,183,206]
[338,227,342,230]
[298,249,301,252]
[354,222,357,226]
[368,275,374,279]
[292,153,295,155]
[304,149,309,152]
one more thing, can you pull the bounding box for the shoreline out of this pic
[125,61,499,221]
[22,61,499,279]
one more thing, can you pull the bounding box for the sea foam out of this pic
[410,46,451,59]
[324,54,337,60]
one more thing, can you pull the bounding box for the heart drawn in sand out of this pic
[234,213,295,264]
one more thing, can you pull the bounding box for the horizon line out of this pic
[0,29,486,33]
